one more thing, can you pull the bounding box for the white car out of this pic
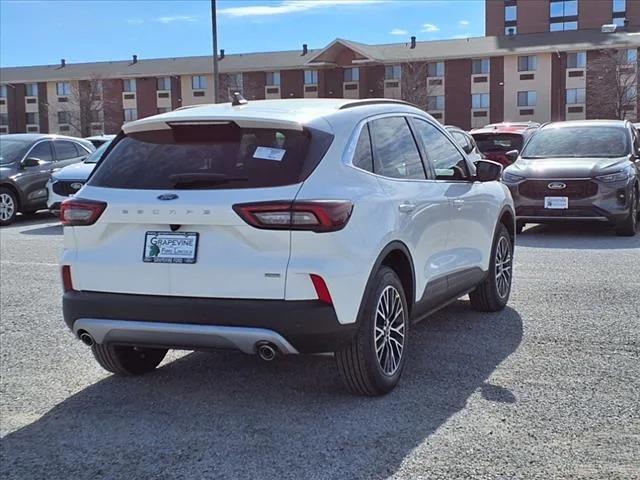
[60,98,515,395]
[47,140,112,213]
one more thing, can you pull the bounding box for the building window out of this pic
[472,93,490,109]
[613,17,626,27]
[624,85,636,103]
[518,55,537,72]
[124,108,138,122]
[266,71,280,86]
[567,51,586,68]
[626,49,638,64]
[157,107,171,114]
[550,0,578,18]
[304,70,319,85]
[505,5,517,21]
[344,67,359,82]
[90,110,104,123]
[427,62,444,77]
[517,91,537,107]
[472,58,490,75]
[25,83,38,96]
[0,113,8,125]
[123,79,136,93]
[566,88,586,104]
[613,0,626,13]
[56,82,71,96]
[192,75,207,90]
[157,77,171,90]
[550,21,578,31]
[57,111,70,124]
[427,95,445,110]
[0,85,7,98]
[385,65,401,80]
[26,112,38,124]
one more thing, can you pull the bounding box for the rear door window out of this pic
[369,117,426,180]
[89,123,330,190]
[54,141,82,161]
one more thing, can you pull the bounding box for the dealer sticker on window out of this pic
[143,231,199,264]
[253,146,286,161]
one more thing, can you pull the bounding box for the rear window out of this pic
[89,123,331,190]
[522,126,629,159]
[472,133,524,154]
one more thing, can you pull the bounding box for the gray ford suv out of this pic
[502,120,640,236]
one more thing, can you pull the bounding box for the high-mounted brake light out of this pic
[60,198,107,226]
[233,200,353,233]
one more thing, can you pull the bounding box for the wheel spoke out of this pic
[372,285,407,376]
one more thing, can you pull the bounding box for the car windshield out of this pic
[472,133,524,154]
[84,141,111,164]
[0,138,31,165]
[522,126,629,159]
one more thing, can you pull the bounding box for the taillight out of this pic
[60,198,106,226]
[61,265,74,292]
[233,200,353,233]
[310,274,333,305]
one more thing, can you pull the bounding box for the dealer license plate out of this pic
[143,231,199,264]
[544,197,569,209]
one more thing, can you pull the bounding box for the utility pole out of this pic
[211,0,219,103]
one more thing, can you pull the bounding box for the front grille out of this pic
[516,206,599,218]
[518,180,598,200]
[52,181,84,197]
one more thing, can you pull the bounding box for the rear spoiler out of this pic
[123,116,304,134]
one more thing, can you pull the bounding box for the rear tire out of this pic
[0,187,18,226]
[615,187,638,237]
[91,344,167,375]
[335,266,409,396]
[469,224,513,312]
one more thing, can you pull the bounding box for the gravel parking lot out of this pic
[1,213,638,479]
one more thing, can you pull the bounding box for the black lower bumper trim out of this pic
[63,291,357,354]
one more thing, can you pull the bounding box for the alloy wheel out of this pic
[0,193,15,222]
[374,285,405,376]
[495,236,512,299]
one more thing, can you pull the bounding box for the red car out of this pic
[470,123,539,167]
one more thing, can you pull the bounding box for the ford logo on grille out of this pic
[157,193,179,201]
[547,182,566,190]
[70,182,84,190]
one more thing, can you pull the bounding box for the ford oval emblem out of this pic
[157,193,179,201]
[547,182,566,190]
[70,182,84,190]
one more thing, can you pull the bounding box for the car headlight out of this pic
[595,168,631,183]
[502,171,525,183]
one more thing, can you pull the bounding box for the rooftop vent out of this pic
[410,36,416,49]
[60,59,66,68]
[219,49,225,59]
[601,24,617,33]
[302,44,308,55]
[132,54,138,64]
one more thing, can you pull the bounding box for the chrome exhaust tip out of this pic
[79,331,95,347]
[256,342,278,361]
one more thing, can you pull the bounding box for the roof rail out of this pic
[338,99,417,110]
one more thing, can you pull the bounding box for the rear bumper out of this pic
[63,291,357,354]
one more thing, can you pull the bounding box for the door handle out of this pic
[398,202,416,213]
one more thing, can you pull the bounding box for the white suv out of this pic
[60,98,515,396]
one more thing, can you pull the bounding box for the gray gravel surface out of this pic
[1,214,639,479]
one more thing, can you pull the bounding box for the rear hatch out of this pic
[472,132,524,166]
[68,121,331,299]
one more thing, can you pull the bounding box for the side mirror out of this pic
[21,157,43,168]
[475,159,503,182]
[505,150,519,164]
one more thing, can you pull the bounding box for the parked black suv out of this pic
[0,134,94,225]
[502,120,640,236]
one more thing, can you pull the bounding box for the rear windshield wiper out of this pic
[169,173,249,189]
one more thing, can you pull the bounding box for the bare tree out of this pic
[379,62,437,111]
[216,73,263,103]
[587,48,638,120]
[45,75,118,136]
